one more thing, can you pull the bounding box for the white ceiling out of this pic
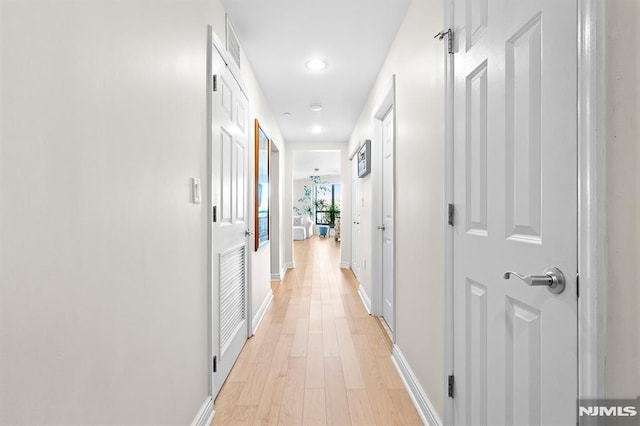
[292,150,341,180]
[221,0,412,145]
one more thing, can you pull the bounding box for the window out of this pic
[315,183,341,225]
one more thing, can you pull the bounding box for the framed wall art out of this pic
[254,119,270,251]
[358,139,371,178]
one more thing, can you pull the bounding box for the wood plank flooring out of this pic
[212,236,422,425]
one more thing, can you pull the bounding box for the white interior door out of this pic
[381,107,395,331]
[351,158,361,281]
[211,50,249,399]
[452,0,577,424]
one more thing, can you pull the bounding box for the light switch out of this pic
[192,178,201,204]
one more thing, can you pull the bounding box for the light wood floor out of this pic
[212,236,422,425]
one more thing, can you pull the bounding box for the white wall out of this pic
[238,50,287,322]
[605,0,640,399]
[270,148,282,278]
[0,0,284,423]
[347,0,445,416]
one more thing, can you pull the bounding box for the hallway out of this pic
[212,237,422,425]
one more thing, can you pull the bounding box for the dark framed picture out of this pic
[254,119,270,251]
[358,139,371,178]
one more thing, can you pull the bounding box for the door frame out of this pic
[350,155,361,282]
[371,76,397,339]
[442,1,607,423]
[206,26,253,406]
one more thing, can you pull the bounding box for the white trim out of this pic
[443,1,455,424]
[191,396,215,426]
[577,0,607,405]
[270,264,288,281]
[357,285,372,314]
[392,345,443,426]
[252,290,273,335]
[206,24,215,401]
[285,261,295,270]
[340,261,351,269]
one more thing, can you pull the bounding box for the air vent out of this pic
[226,15,241,70]
[219,245,246,355]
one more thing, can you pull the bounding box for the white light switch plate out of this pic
[192,178,201,204]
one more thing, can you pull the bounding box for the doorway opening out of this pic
[292,150,343,260]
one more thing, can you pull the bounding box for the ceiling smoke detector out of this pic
[310,104,323,112]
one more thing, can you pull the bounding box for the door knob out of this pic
[503,266,565,294]
[245,229,253,236]
[377,225,386,231]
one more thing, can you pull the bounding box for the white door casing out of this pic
[351,157,361,282]
[210,48,250,399]
[381,106,395,332]
[451,0,578,424]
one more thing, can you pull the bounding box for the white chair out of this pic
[293,215,314,240]
[301,216,313,238]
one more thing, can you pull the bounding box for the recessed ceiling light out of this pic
[311,125,321,134]
[310,104,323,112]
[306,58,327,71]
[283,112,292,116]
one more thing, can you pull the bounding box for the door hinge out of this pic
[213,356,217,373]
[435,28,454,54]
[448,203,454,226]
[212,206,217,223]
[448,374,455,398]
[213,74,218,92]
[576,273,580,298]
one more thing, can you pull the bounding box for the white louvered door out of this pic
[211,47,249,399]
[452,0,578,424]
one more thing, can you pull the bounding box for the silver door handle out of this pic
[503,266,565,294]
[377,225,386,230]
[245,229,253,236]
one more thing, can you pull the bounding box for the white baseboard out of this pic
[270,264,290,281]
[357,285,371,314]
[391,345,442,426]
[285,261,295,269]
[340,261,351,269]
[191,396,214,426]
[252,290,273,335]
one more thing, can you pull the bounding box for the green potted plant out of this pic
[293,175,328,220]
[327,202,340,228]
